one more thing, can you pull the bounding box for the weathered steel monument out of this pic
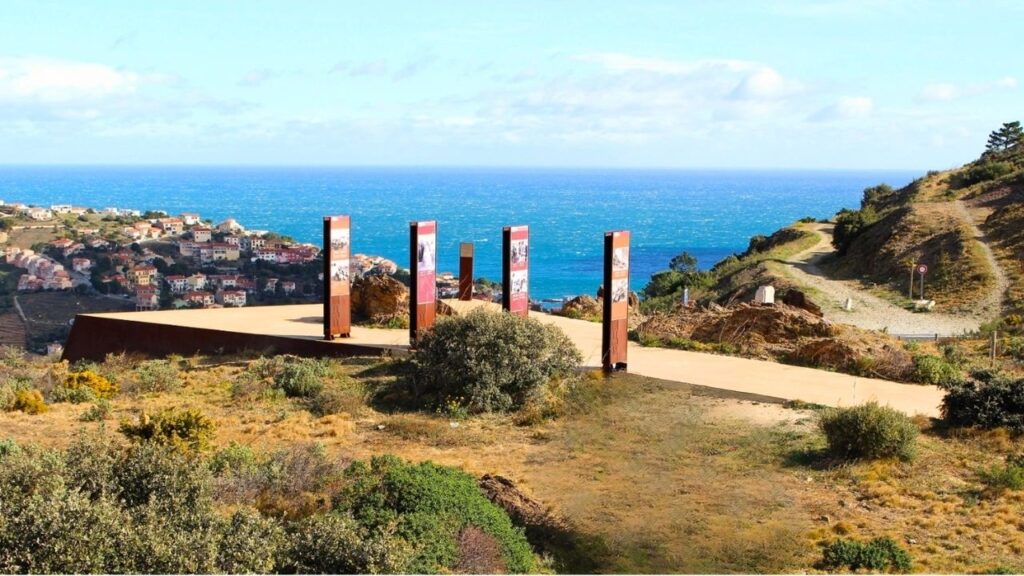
[502,225,529,317]
[458,242,474,301]
[323,215,351,339]
[602,230,630,371]
[409,220,438,345]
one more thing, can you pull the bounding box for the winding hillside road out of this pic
[777,221,994,337]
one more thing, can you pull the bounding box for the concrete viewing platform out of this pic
[64,301,945,417]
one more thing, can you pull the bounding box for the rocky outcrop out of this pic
[350,275,409,323]
[561,295,601,318]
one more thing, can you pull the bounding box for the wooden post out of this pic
[409,221,437,346]
[323,216,351,340]
[458,242,474,301]
[992,330,998,367]
[908,265,914,299]
[602,230,630,372]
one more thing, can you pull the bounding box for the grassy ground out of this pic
[4,352,1024,572]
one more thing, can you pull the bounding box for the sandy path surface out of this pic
[777,223,984,336]
[83,302,946,417]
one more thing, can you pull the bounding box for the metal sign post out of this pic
[917,264,928,300]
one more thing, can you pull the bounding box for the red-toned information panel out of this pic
[323,215,351,339]
[502,225,529,317]
[603,230,629,371]
[410,221,437,345]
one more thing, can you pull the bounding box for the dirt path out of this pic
[776,223,982,336]
[953,199,1009,318]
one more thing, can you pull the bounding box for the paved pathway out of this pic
[88,302,946,417]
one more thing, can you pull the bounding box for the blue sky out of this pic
[0,0,1020,169]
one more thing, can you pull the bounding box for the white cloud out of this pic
[809,96,873,122]
[730,67,801,100]
[573,52,753,76]
[0,56,139,103]
[918,76,1018,102]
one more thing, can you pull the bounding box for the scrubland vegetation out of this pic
[7,308,1024,572]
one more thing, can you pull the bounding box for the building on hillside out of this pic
[26,207,53,221]
[197,243,239,264]
[72,258,93,273]
[46,342,64,357]
[216,218,245,234]
[128,264,158,288]
[264,278,279,292]
[157,218,184,235]
[51,204,73,214]
[186,273,207,291]
[192,227,212,243]
[135,286,160,311]
[180,213,202,226]
[165,274,188,294]
[282,280,297,295]
[239,236,267,252]
[216,289,246,307]
[183,291,215,308]
[223,235,240,247]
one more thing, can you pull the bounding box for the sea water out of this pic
[0,166,918,300]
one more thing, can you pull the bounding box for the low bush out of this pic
[821,536,912,573]
[950,161,1015,189]
[819,402,918,461]
[119,408,216,452]
[12,389,48,414]
[276,358,330,398]
[412,309,582,413]
[334,454,537,573]
[911,354,961,386]
[942,370,1024,431]
[977,455,1024,493]
[0,436,536,574]
[79,399,112,422]
[127,359,182,394]
[53,370,117,403]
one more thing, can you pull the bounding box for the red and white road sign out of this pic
[917,264,928,275]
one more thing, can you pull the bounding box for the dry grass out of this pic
[6,353,1024,572]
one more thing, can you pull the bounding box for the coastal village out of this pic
[0,199,431,351]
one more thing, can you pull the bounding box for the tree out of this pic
[986,121,1023,153]
[668,251,698,274]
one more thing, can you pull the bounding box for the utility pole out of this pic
[908,264,914,299]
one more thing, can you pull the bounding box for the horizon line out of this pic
[0,162,929,173]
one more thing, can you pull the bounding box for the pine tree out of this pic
[986,121,1023,153]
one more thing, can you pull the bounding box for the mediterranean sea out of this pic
[0,166,918,300]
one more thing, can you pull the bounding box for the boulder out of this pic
[350,275,409,322]
[561,295,601,317]
[782,289,823,317]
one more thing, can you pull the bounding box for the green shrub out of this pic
[79,399,112,422]
[942,370,1024,431]
[950,161,1015,189]
[275,358,330,398]
[977,455,1024,493]
[413,309,582,413]
[821,536,912,572]
[216,508,286,573]
[118,408,216,452]
[128,359,182,394]
[288,512,411,574]
[209,441,259,476]
[911,354,961,386]
[334,454,537,573]
[308,382,365,417]
[819,402,918,461]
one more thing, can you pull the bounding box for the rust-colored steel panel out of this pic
[62,314,393,363]
[458,242,474,301]
[502,225,529,317]
[410,221,437,345]
[602,230,630,371]
[323,215,351,339]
